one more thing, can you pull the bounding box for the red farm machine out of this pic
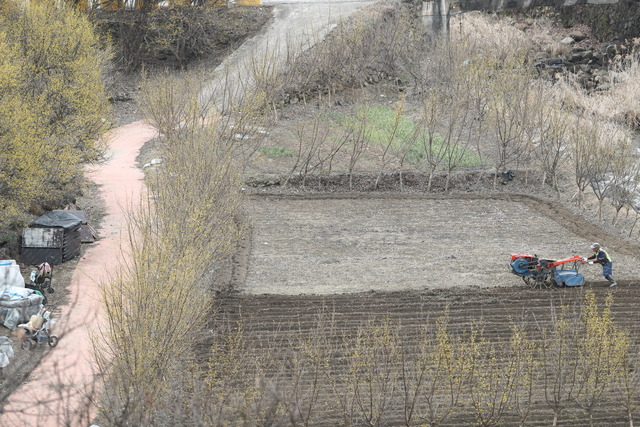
[510,253,586,288]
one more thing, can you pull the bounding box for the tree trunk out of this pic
[598,200,604,221]
[628,214,639,237]
[427,169,434,192]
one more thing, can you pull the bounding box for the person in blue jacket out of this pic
[587,243,617,287]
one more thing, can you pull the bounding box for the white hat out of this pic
[591,243,600,249]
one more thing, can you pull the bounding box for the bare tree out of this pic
[616,341,640,427]
[372,102,407,190]
[626,204,640,238]
[418,38,482,191]
[414,309,471,427]
[346,320,400,426]
[346,106,372,191]
[609,145,640,227]
[509,323,539,426]
[485,60,535,189]
[436,89,475,192]
[466,325,518,426]
[568,115,603,208]
[536,105,570,194]
[285,114,331,188]
[138,70,210,142]
[277,316,331,426]
[418,92,448,192]
[589,131,632,222]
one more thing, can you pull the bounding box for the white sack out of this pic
[0,336,13,368]
[0,261,25,289]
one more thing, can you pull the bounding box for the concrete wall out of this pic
[458,0,619,10]
[421,0,449,34]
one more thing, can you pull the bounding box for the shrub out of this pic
[0,0,110,228]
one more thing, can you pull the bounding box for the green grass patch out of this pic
[338,105,485,168]
[259,146,294,158]
[362,105,417,146]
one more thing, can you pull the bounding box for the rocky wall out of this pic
[558,0,640,43]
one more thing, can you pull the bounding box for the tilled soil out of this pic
[210,285,640,425]
[203,189,640,425]
[239,192,640,294]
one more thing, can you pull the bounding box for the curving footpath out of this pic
[0,121,157,426]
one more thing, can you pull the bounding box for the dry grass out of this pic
[450,12,533,62]
[556,50,640,126]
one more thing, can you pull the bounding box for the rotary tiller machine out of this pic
[510,254,586,288]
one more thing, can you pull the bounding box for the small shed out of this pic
[62,210,96,243]
[21,211,82,265]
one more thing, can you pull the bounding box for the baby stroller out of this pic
[18,306,58,350]
[25,262,54,294]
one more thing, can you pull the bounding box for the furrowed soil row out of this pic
[204,286,640,425]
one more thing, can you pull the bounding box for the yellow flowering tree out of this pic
[573,291,630,426]
[0,0,110,228]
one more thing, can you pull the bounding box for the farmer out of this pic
[586,243,617,287]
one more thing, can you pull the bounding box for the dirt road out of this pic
[203,0,374,105]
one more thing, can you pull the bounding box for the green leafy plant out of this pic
[259,145,294,158]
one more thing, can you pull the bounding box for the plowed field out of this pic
[240,193,640,294]
[209,191,640,425]
[213,286,640,425]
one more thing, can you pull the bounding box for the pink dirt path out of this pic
[1,121,157,426]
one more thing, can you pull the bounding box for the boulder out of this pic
[568,30,586,41]
[569,52,584,63]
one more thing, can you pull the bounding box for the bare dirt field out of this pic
[240,193,640,295]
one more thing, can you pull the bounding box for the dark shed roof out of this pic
[31,211,82,231]
[62,210,88,223]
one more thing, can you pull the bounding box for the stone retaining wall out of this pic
[558,1,640,42]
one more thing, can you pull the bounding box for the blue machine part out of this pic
[510,258,531,276]
[554,270,585,287]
